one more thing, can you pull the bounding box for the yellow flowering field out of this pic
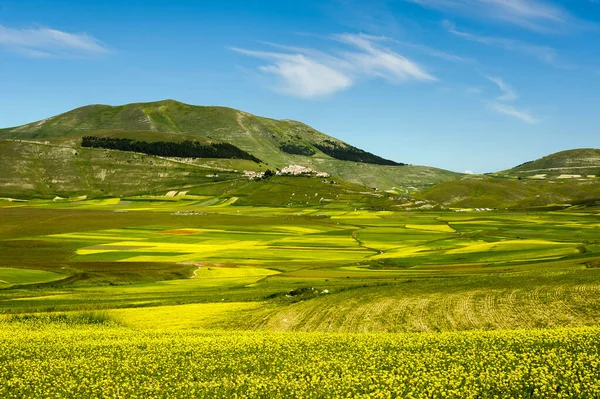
[1,319,600,398]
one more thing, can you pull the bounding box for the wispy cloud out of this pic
[232,33,436,98]
[443,20,571,68]
[387,39,475,63]
[231,48,352,97]
[484,75,539,124]
[332,33,436,83]
[490,103,539,124]
[485,76,518,102]
[405,0,577,32]
[292,32,473,64]
[0,25,109,58]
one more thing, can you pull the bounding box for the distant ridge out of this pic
[500,148,600,178]
[0,100,462,194]
[0,99,400,166]
[414,148,600,209]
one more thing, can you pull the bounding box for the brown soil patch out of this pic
[420,264,485,271]
[160,229,198,235]
[179,262,239,268]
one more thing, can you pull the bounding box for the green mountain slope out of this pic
[416,176,600,209]
[0,139,246,198]
[0,100,395,166]
[0,139,401,209]
[0,100,461,191]
[416,148,600,209]
[498,148,600,179]
[418,148,600,208]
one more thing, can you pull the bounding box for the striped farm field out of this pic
[1,203,600,397]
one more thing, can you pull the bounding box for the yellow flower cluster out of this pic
[1,320,599,398]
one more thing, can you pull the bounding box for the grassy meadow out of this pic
[1,198,599,397]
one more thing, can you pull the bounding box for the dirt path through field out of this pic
[191,266,202,278]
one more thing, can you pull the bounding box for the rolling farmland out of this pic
[2,0,599,395]
[1,198,599,398]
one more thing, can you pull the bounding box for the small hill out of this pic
[499,148,600,179]
[0,100,400,167]
[414,148,600,209]
[416,176,600,209]
[0,100,461,194]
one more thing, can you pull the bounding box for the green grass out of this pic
[1,202,599,335]
[500,148,600,178]
[0,138,249,199]
[0,268,64,288]
[1,201,600,397]
[0,174,403,209]
[416,176,600,209]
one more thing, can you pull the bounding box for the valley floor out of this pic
[1,199,599,397]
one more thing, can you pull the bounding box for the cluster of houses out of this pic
[242,170,266,179]
[242,165,329,180]
[277,165,329,177]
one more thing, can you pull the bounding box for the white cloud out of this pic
[485,76,518,102]
[231,48,352,97]
[232,33,435,98]
[406,0,576,32]
[0,25,108,58]
[482,74,539,123]
[464,169,474,174]
[332,33,437,83]
[489,103,539,124]
[443,20,571,68]
[393,40,475,63]
[10,47,54,58]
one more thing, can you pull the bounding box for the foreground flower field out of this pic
[2,319,599,398]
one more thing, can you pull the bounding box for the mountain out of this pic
[0,99,387,165]
[414,149,600,209]
[498,149,600,179]
[0,100,461,197]
[416,177,600,209]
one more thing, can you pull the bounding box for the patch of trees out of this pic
[280,141,316,156]
[81,136,261,162]
[314,139,405,166]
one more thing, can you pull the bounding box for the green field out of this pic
[0,268,64,288]
[1,200,599,397]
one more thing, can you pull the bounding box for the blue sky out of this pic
[1,0,599,173]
